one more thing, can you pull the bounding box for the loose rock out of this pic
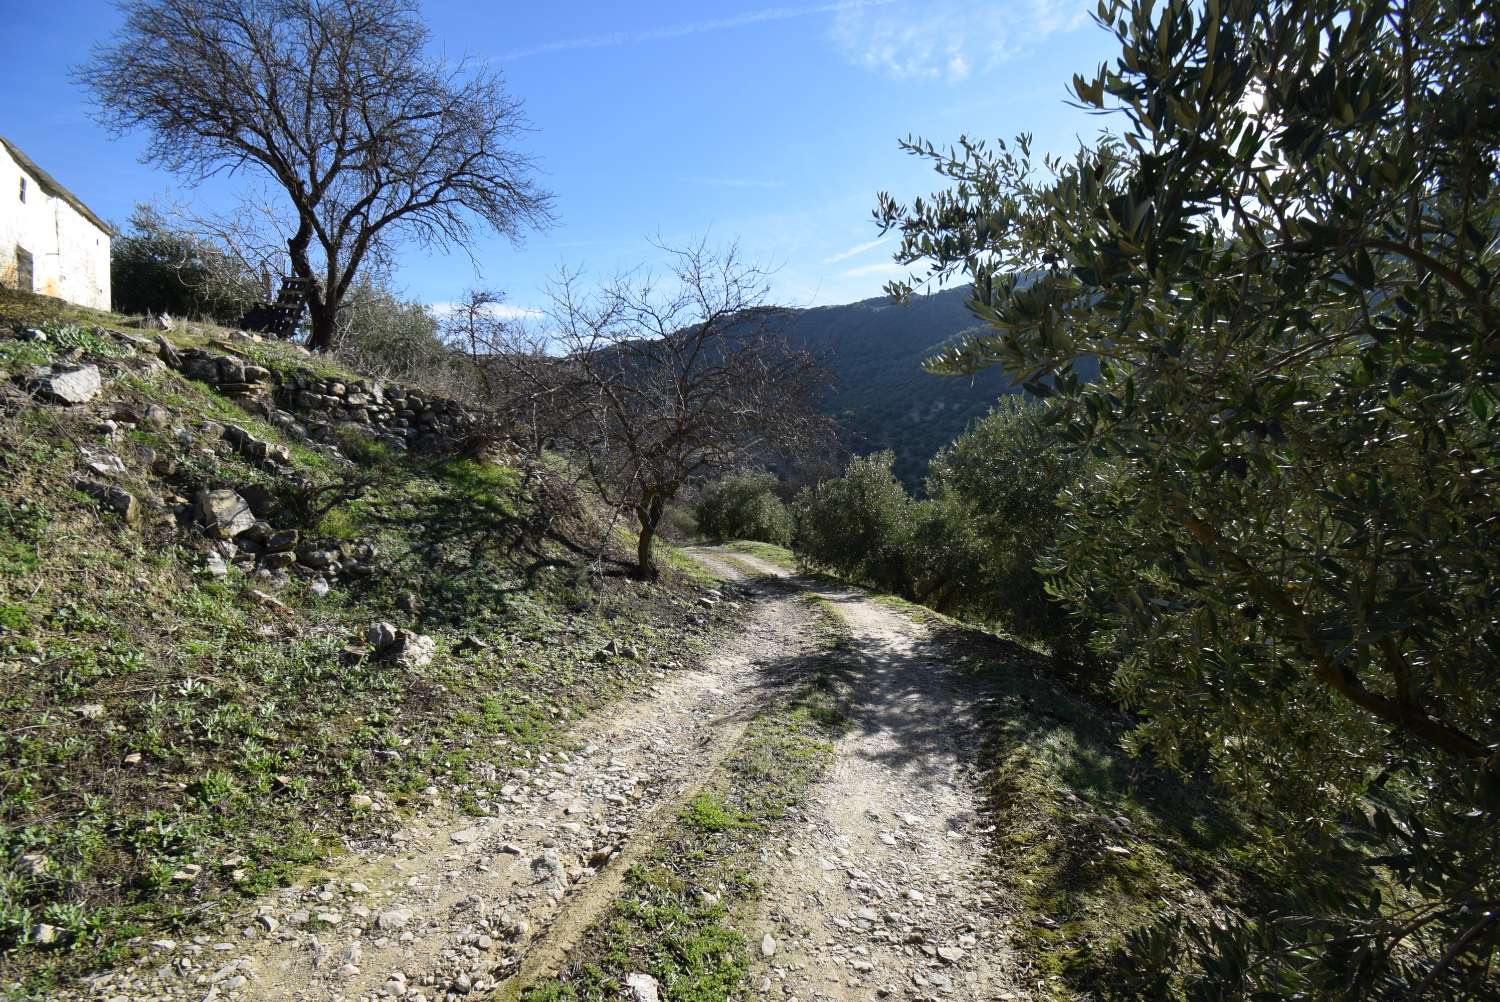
[196,489,257,539]
[625,972,660,1002]
[30,364,102,404]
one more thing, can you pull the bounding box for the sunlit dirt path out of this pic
[694,549,1023,1002]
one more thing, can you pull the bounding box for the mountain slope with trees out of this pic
[777,286,1025,489]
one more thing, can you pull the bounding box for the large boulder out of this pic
[31,365,102,405]
[154,336,182,367]
[195,489,256,539]
[178,351,222,383]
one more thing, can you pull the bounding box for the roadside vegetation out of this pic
[692,471,793,549]
[792,0,1500,995]
[0,288,737,994]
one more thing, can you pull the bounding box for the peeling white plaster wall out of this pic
[0,143,112,311]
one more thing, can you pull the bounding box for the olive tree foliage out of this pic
[693,471,793,546]
[923,397,1097,667]
[790,401,1096,670]
[876,0,1499,993]
[111,204,265,323]
[792,452,917,595]
[80,0,552,351]
[488,243,830,580]
[328,278,448,384]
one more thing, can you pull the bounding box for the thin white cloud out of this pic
[682,177,787,189]
[501,0,898,61]
[490,304,546,321]
[832,0,1091,83]
[430,301,543,321]
[824,235,891,263]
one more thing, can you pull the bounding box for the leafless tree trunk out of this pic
[81,0,553,350]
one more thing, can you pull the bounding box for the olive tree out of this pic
[111,204,264,322]
[876,0,1499,993]
[81,0,552,350]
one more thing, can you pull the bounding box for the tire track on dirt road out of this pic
[694,550,1026,1002]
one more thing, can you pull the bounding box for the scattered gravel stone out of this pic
[376,908,412,931]
[626,972,660,1002]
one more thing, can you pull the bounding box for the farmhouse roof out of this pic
[0,134,115,236]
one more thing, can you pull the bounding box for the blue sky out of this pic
[2,1,1119,315]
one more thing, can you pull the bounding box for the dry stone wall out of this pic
[4,320,483,608]
[156,341,480,453]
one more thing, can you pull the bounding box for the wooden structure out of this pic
[239,276,312,337]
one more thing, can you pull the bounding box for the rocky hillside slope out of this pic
[0,288,735,996]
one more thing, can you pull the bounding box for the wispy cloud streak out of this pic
[500,0,897,61]
[832,0,1091,83]
[824,235,891,263]
[430,301,543,321]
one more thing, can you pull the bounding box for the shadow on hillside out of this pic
[342,462,562,625]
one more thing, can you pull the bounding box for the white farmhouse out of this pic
[0,135,112,310]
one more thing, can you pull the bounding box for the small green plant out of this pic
[0,603,32,634]
[683,793,748,834]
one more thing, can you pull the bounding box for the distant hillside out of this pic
[778,286,1023,490]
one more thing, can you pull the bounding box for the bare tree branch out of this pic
[79,0,554,349]
[472,241,832,578]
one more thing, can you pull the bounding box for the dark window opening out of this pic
[18,177,25,203]
[16,246,33,292]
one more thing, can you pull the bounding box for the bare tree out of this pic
[160,185,298,301]
[80,0,553,351]
[487,242,830,580]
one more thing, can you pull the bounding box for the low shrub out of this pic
[694,471,793,547]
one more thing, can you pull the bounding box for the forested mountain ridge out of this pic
[777,286,1023,488]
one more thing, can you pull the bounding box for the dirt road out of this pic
[63,549,1020,1002]
[695,549,1023,1002]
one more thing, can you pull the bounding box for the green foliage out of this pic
[876,0,1500,993]
[791,452,917,596]
[682,793,750,834]
[330,279,453,384]
[110,205,263,323]
[692,471,793,547]
[791,409,1097,673]
[923,398,1098,668]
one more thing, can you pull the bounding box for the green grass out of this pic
[0,305,745,995]
[0,287,139,334]
[720,540,798,572]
